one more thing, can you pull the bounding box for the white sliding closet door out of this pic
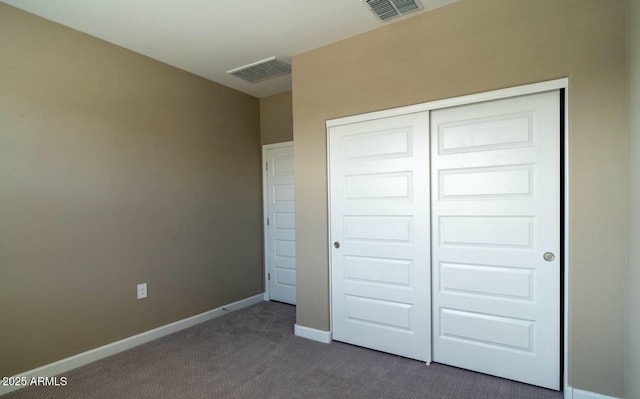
[329,112,431,362]
[430,91,560,389]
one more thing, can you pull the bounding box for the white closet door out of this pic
[264,143,296,305]
[329,112,430,362]
[431,91,560,389]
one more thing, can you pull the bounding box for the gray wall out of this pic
[292,0,628,396]
[0,4,263,377]
[260,91,293,145]
[626,0,640,397]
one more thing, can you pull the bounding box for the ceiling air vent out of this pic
[363,0,423,22]
[227,57,291,83]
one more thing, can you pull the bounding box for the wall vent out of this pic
[227,57,291,83]
[363,0,423,21]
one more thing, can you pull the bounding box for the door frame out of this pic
[262,141,294,302]
[326,78,569,391]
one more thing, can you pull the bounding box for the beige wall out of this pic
[626,0,640,397]
[0,4,262,377]
[292,0,628,396]
[260,91,293,145]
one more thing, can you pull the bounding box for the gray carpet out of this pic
[2,301,562,399]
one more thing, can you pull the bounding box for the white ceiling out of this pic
[3,0,458,98]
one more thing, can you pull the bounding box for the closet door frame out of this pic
[325,78,569,391]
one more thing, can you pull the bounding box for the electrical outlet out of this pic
[137,283,147,299]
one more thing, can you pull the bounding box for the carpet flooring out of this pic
[2,301,563,399]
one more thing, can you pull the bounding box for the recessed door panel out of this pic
[343,128,412,160]
[439,308,534,352]
[438,112,533,154]
[439,165,533,199]
[344,216,412,242]
[344,172,412,200]
[344,256,412,287]
[439,262,534,300]
[439,216,534,248]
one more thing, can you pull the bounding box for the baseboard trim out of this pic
[294,323,332,344]
[564,386,622,399]
[0,293,264,396]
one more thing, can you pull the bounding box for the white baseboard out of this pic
[0,293,264,396]
[564,386,622,399]
[294,323,332,344]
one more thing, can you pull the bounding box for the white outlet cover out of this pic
[137,283,147,299]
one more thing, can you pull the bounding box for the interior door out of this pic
[430,91,560,389]
[329,112,430,362]
[264,143,296,305]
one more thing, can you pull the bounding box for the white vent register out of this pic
[227,57,291,83]
[363,0,423,21]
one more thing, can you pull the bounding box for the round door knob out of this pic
[543,252,555,262]
[333,242,340,249]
